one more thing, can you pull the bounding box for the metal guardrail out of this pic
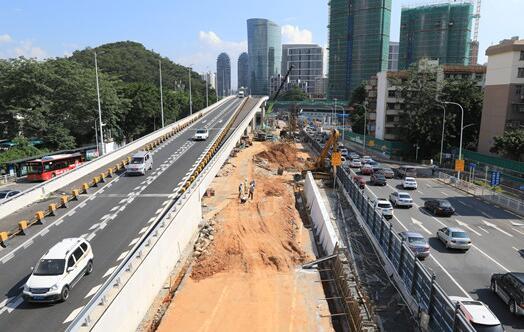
[437,172,524,216]
[305,133,475,332]
[67,97,266,330]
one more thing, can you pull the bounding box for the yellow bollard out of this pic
[0,231,8,246]
[82,183,89,193]
[99,172,106,182]
[107,168,113,177]
[60,195,68,207]
[35,211,45,223]
[48,203,57,216]
[72,189,80,200]
[18,220,28,234]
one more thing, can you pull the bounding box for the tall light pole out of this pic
[444,101,464,179]
[94,120,99,156]
[94,51,105,155]
[352,103,367,154]
[159,59,165,128]
[188,65,193,115]
[334,98,346,142]
[438,103,446,165]
[205,69,209,108]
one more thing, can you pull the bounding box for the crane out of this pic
[470,0,481,64]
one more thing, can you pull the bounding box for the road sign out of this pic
[490,171,501,186]
[454,159,465,172]
[468,162,476,170]
[331,152,342,167]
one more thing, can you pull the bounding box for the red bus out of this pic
[26,153,84,182]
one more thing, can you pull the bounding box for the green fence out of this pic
[463,149,524,174]
[341,130,408,157]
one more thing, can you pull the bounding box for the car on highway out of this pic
[436,227,471,250]
[399,231,430,259]
[349,159,362,168]
[402,177,418,190]
[491,272,524,316]
[23,238,93,303]
[340,148,349,158]
[349,152,360,160]
[424,199,455,217]
[0,189,20,201]
[374,199,393,220]
[381,167,395,179]
[449,296,504,332]
[371,164,383,174]
[361,156,373,164]
[389,191,413,208]
[370,173,387,186]
[397,165,417,179]
[360,164,374,175]
[352,175,366,189]
[194,128,209,141]
[126,151,153,176]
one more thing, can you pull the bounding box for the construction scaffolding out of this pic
[398,1,474,69]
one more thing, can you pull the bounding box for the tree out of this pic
[349,84,367,135]
[0,136,48,163]
[490,129,524,161]
[278,85,308,101]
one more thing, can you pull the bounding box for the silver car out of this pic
[389,191,413,208]
[437,227,471,250]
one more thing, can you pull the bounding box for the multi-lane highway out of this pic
[347,164,524,331]
[0,97,253,331]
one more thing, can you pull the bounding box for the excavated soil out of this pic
[254,142,307,170]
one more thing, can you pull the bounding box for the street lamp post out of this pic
[205,70,209,108]
[443,101,464,179]
[94,51,105,156]
[438,104,446,165]
[188,65,193,115]
[159,59,165,128]
[352,103,368,154]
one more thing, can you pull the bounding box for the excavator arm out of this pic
[314,129,340,169]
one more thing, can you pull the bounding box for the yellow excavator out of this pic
[304,129,341,179]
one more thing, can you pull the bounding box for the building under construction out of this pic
[398,0,474,70]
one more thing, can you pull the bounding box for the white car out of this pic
[374,199,393,220]
[402,177,418,190]
[361,156,373,164]
[449,297,503,331]
[349,159,362,168]
[126,151,153,176]
[389,191,413,208]
[437,227,471,250]
[23,238,93,302]
[194,128,209,141]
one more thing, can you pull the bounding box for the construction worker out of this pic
[238,182,243,199]
[244,178,249,195]
[248,181,255,200]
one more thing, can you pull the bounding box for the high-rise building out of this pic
[388,41,399,71]
[478,37,524,154]
[216,52,231,97]
[281,44,324,96]
[237,52,249,91]
[200,71,216,90]
[328,0,391,100]
[398,2,473,70]
[247,18,282,95]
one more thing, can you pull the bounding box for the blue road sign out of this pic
[490,171,501,186]
[469,163,476,169]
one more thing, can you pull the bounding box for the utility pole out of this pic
[188,66,193,115]
[439,104,446,165]
[94,51,105,155]
[205,71,209,107]
[159,59,165,127]
[444,101,465,180]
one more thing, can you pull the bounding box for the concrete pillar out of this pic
[251,116,256,132]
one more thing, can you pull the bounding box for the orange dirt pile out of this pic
[255,142,305,169]
[157,142,333,332]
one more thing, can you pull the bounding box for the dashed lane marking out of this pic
[147,217,156,224]
[411,218,431,234]
[512,227,524,236]
[478,226,489,234]
[1,253,15,264]
[482,220,513,237]
[40,229,49,237]
[80,233,88,239]
[129,237,140,246]
[139,227,148,235]
[63,306,84,324]
[117,250,129,261]
[86,233,96,241]
[110,206,119,212]
[89,223,99,231]
[454,219,482,237]
[155,208,163,214]
[472,244,510,272]
[512,246,519,252]
[85,284,102,299]
[103,266,117,278]
[23,240,33,249]
[428,255,470,297]
[439,191,449,197]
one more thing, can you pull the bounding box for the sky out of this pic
[0,0,522,89]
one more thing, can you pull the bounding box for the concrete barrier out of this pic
[68,97,268,332]
[0,97,235,220]
[303,171,339,255]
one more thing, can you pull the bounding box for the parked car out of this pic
[349,159,362,168]
[352,175,366,189]
[397,165,417,179]
[449,297,504,331]
[402,177,418,190]
[126,151,153,176]
[194,128,209,140]
[424,199,455,217]
[389,191,413,208]
[370,173,387,186]
[0,190,20,202]
[23,238,93,302]
[491,272,524,316]
[374,199,393,220]
[360,164,374,175]
[436,227,471,250]
[381,168,395,179]
[399,231,430,259]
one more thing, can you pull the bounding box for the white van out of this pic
[126,151,153,175]
[23,238,94,302]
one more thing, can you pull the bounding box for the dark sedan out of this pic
[370,173,386,186]
[0,190,20,202]
[352,175,366,189]
[424,199,455,217]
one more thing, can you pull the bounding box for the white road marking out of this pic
[78,202,87,208]
[63,306,84,324]
[411,218,431,234]
[417,190,424,195]
[472,244,510,272]
[117,251,129,261]
[428,255,470,297]
[512,227,524,236]
[85,285,102,299]
[119,198,127,204]
[40,229,49,236]
[86,233,96,241]
[1,253,14,264]
[480,211,492,218]
[162,200,170,206]
[392,216,409,231]
[478,226,489,234]
[439,191,449,197]
[0,297,11,309]
[80,233,89,239]
[139,227,148,235]
[482,220,513,237]
[129,237,140,246]
[89,223,100,230]
[155,208,163,214]
[23,240,34,249]
[431,216,448,228]
[5,296,23,314]
[512,246,519,252]
[425,183,431,188]
[511,221,524,227]
[110,206,119,212]
[103,266,117,278]
[458,201,472,209]
[455,219,482,237]
[147,217,156,224]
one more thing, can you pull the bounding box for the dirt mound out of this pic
[190,176,309,281]
[255,142,304,170]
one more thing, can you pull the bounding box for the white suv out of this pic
[23,238,93,302]
[374,199,393,220]
[126,151,153,176]
[449,297,503,331]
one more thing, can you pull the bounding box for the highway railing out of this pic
[305,133,475,332]
[437,172,524,216]
[67,97,267,331]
